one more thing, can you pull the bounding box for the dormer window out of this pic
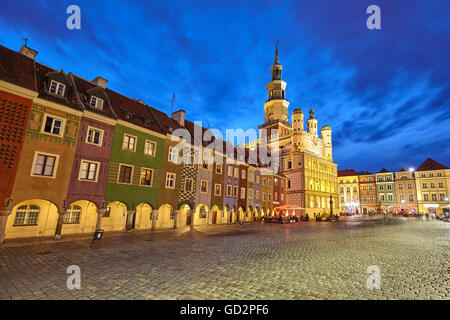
[49,80,65,96]
[90,96,104,110]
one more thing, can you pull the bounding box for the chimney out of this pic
[172,109,185,126]
[19,45,38,59]
[137,99,145,105]
[92,76,108,88]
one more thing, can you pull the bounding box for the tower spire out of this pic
[274,40,279,65]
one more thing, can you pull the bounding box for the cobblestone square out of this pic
[0,218,449,300]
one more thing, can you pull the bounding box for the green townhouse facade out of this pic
[103,89,166,232]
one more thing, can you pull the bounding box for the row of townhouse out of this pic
[0,44,286,243]
[338,158,450,215]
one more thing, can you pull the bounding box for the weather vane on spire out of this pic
[274,40,280,65]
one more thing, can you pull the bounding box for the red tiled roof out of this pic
[71,74,117,120]
[338,169,358,177]
[105,88,165,135]
[416,158,448,171]
[35,62,83,111]
[0,44,36,91]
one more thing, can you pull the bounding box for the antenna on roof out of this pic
[23,38,28,46]
[169,93,176,114]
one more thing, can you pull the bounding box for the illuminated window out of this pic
[144,140,156,156]
[13,205,40,226]
[79,160,99,181]
[63,205,81,224]
[140,168,153,186]
[122,134,136,151]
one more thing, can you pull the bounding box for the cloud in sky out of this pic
[1,0,449,171]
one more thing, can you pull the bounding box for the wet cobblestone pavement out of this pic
[0,218,449,300]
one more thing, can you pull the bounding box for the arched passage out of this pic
[156,204,175,229]
[101,201,127,232]
[61,200,98,235]
[135,203,153,230]
[178,203,192,228]
[5,199,59,239]
[194,204,208,226]
[210,204,221,224]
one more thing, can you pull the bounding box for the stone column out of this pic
[151,209,158,231]
[0,210,12,244]
[219,210,223,224]
[54,210,66,240]
[173,210,179,229]
[95,209,105,231]
[126,210,136,231]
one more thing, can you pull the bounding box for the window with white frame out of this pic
[214,183,221,196]
[233,186,238,197]
[140,168,153,186]
[408,194,414,202]
[144,140,156,156]
[438,182,444,188]
[387,194,393,201]
[13,204,40,226]
[184,178,194,192]
[369,195,374,202]
[43,115,64,136]
[226,185,232,197]
[263,178,266,186]
[380,194,385,201]
[398,183,403,189]
[216,164,223,174]
[240,187,245,199]
[439,193,445,201]
[263,193,267,201]
[86,127,103,145]
[122,134,137,151]
[168,147,178,163]
[165,173,176,189]
[89,96,104,110]
[431,193,437,201]
[227,166,233,177]
[387,184,392,190]
[430,182,435,188]
[118,164,133,184]
[32,152,58,177]
[48,80,65,96]
[268,179,272,187]
[63,205,81,224]
[399,194,404,202]
[423,194,429,201]
[241,170,246,179]
[200,180,208,193]
[234,167,239,178]
[79,160,99,181]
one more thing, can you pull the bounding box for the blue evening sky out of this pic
[1,0,449,172]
